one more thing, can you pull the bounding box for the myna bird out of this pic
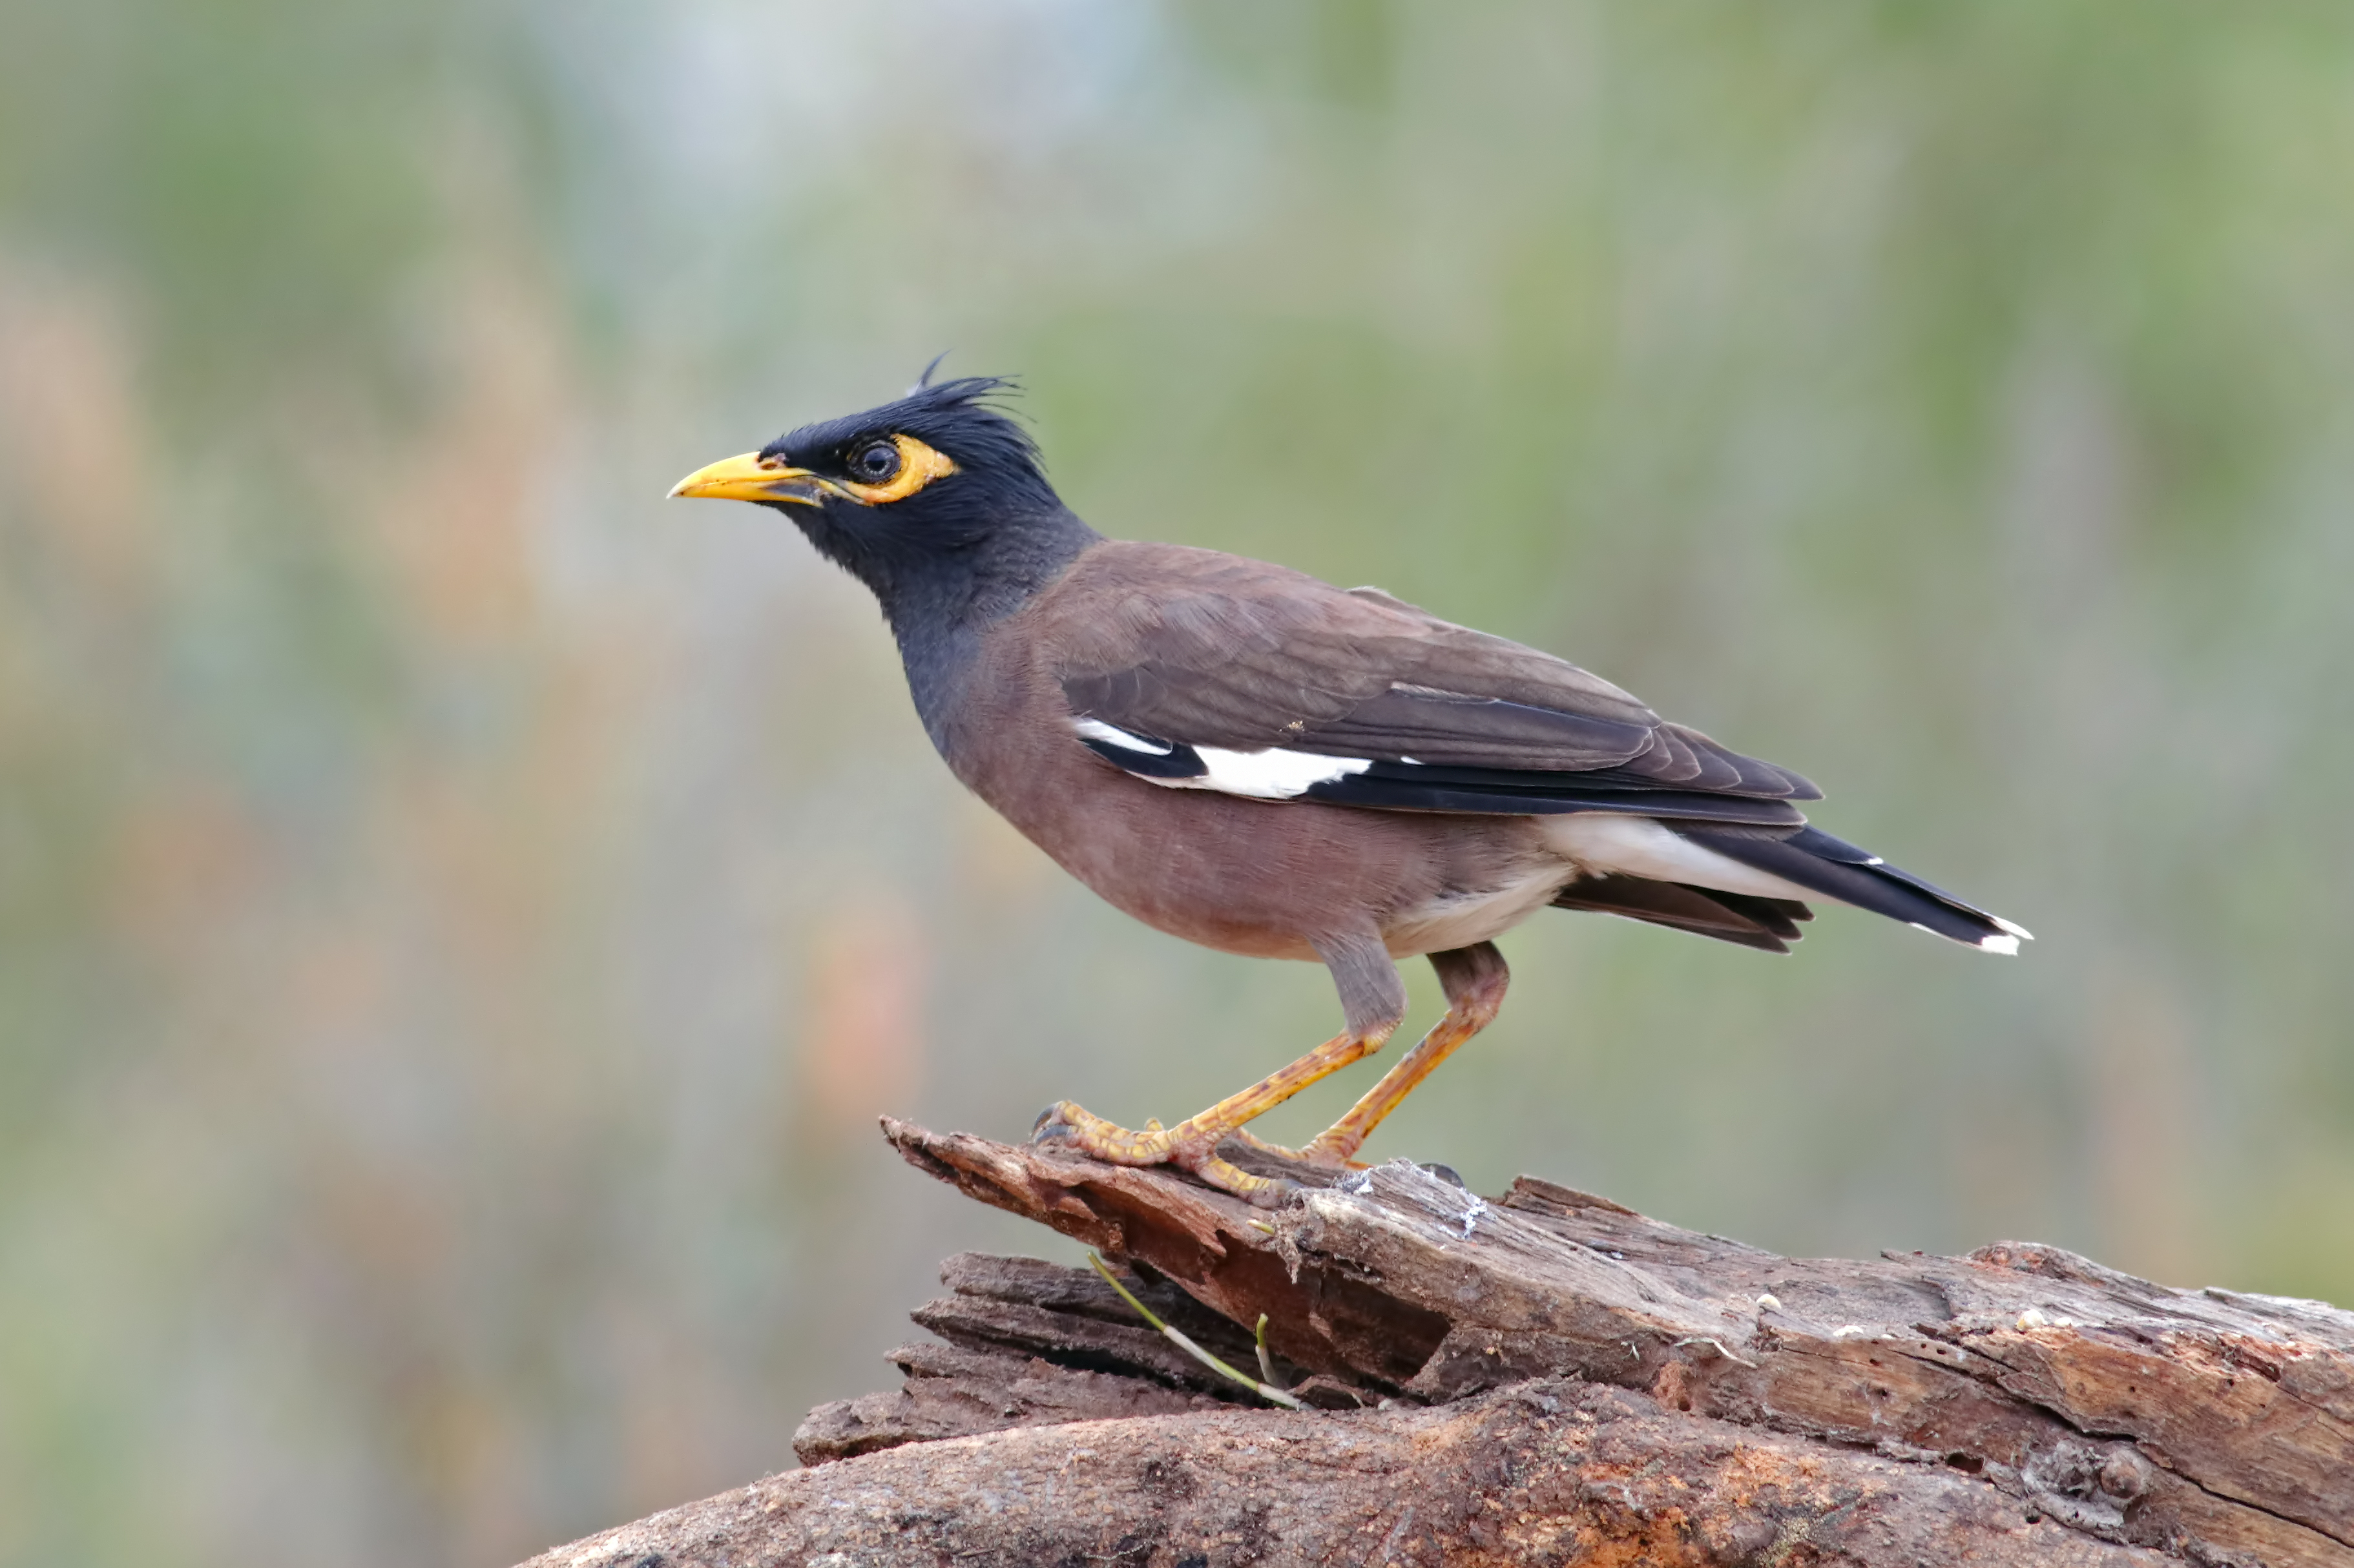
[672,373,2029,1204]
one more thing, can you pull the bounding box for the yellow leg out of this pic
[1032,1019,1397,1206]
[1242,942,1510,1168]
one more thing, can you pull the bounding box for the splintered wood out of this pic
[521,1120,2354,1567]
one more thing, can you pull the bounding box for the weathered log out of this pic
[519,1120,2354,1567]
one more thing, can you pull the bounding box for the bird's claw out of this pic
[1027,1100,1174,1163]
[1025,1100,1302,1207]
[1240,1173,1304,1211]
[1232,1126,1369,1170]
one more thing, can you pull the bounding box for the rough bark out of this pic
[519,1121,2354,1567]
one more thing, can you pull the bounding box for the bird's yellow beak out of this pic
[667,451,835,506]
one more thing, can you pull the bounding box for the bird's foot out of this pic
[1031,1102,1298,1209]
[1029,1100,1173,1162]
[1231,1126,1370,1170]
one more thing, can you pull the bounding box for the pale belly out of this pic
[1377,861,1574,958]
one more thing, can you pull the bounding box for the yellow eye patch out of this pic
[839,434,959,504]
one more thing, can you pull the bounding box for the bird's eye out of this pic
[833,433,957,503]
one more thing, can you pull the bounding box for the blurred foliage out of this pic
[2,1,2353,1562]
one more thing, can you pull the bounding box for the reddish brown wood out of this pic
[532,1380,2179,1568]
[516,1121,2354,1567]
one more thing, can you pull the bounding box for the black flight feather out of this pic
[1299,763,1808,826]
[1672,825,2016,949]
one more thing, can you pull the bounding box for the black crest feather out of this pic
[766,374,1047,506]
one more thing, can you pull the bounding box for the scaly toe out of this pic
[1231,1128,1309,1161]
[1180,1150,1303,1208]
[1024,1101,1176,1166]
[1278,1130,1371,1170]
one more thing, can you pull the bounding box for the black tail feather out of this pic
[1551,874,1815,954]
[1674,826,2026,953]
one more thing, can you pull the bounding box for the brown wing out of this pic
[1037,542,1818,824]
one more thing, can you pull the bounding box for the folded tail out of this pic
[1675,825,2029,954]
[1550,823,2028,955]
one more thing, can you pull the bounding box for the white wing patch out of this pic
[1074,718,1172,756]
[1072,717,1373,800]
[1179,745,1373,800]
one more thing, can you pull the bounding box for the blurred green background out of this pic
[4,1,2353,1561]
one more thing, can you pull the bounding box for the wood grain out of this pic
[514,1121,2354,1567]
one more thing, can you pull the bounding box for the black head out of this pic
[670,374,1094,626]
